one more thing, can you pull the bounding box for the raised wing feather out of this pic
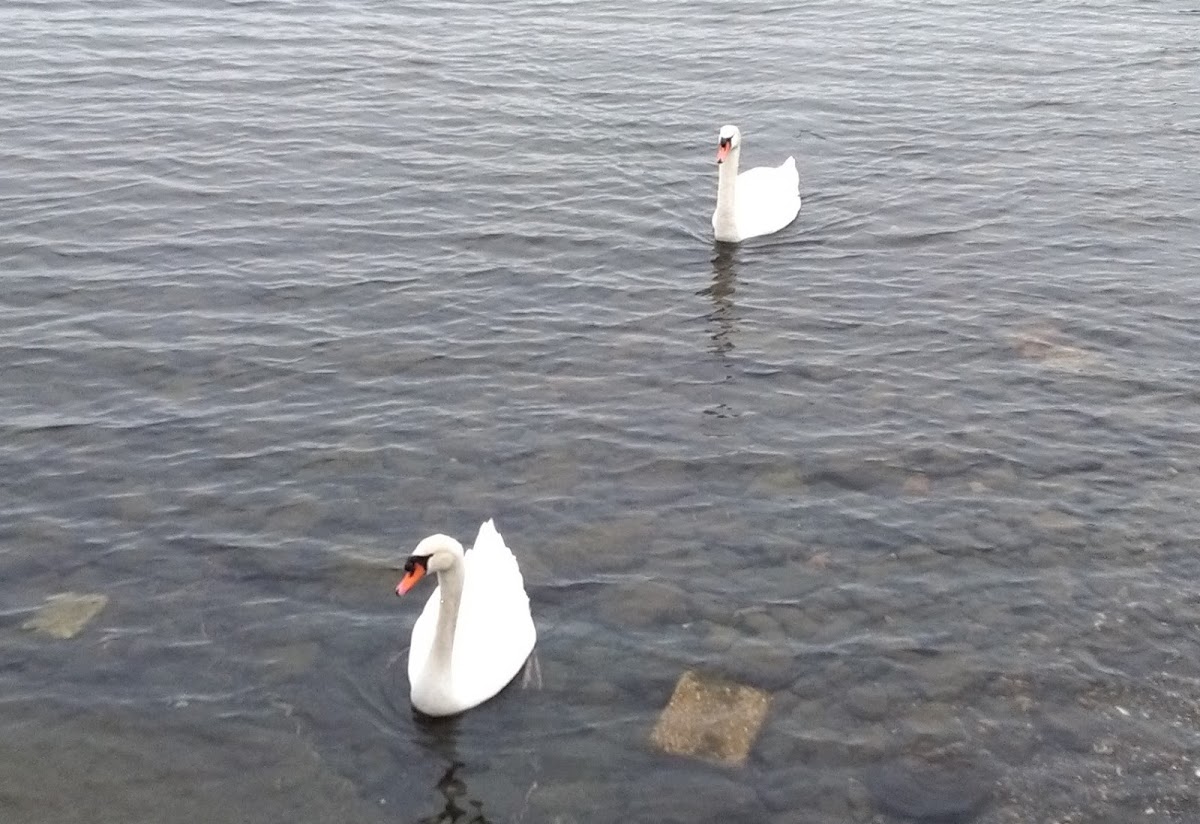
[452,520,536,705]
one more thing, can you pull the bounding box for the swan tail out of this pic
[473,518,503,551]
[784,157,800,204]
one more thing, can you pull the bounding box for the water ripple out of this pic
[2,0,1200,820]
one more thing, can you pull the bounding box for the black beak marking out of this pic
[404,555,430,575]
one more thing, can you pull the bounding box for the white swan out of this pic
[711,124,801,243]
[395,519,536,717]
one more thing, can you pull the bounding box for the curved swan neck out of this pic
[713,147,741,239]
[427,559,465,674]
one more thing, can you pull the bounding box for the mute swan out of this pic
[395,519,536,717]
[711,124,801,243]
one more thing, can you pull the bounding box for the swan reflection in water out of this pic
[415,760,492,824]
[702,244,740,357]
[407,703,540,824]
[408,715,494,824]
[394,630,543,823]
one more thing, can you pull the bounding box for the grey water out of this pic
[2,0,1200,821]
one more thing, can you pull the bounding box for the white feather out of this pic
[403,519,536,716]
[712,124,802,243]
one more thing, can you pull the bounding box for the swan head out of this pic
[395,534,464,595]
[716,124,741,165]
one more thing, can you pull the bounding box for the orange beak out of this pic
[716,142,731,164]
[396,566,425,595]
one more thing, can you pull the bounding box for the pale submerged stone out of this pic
[650,670,771,766]
[22,592,109,639]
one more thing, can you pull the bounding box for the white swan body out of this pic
[711,124,801,243]
[395,519,536,716]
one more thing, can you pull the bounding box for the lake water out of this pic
[3,0,1200,821]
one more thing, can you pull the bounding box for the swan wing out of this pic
[734,157,801,240]
[451,520,537,706]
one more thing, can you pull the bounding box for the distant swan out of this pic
[395,519,536,717]
[711,124,801,243]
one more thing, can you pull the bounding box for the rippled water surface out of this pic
[3,0,1200,821]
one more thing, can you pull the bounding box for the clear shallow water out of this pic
[2,0,1200,821]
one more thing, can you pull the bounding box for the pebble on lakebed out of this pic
[650,670,771,766]
[22,592,109,639]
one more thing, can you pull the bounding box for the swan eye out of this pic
[404,555,430,574]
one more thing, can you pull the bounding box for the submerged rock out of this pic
[844,684,892,722]
[22,592,109,639]
[599,579,691,628]
[724,640,798,691]
[1009,324,1107,374]
[1032,508,1085,532]
[903,473,932,496]
[0,702,392,824]
[650,670,772,766]
[736,607,784,641]
[864,753,995,822]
